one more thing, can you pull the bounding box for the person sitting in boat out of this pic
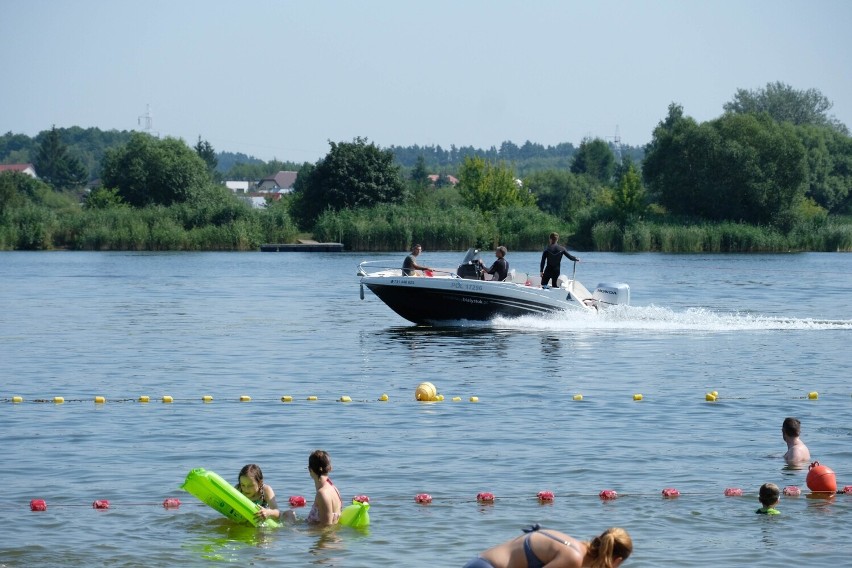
[479,246,509,281]
[540,232,579,287]
[402,244,432,276]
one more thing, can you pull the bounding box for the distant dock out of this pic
[260,240,344,252]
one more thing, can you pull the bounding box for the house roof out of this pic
[427,174,459,185]
[0,163,37,176]
[259,170,298,189]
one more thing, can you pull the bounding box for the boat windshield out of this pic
[461,248,481,264]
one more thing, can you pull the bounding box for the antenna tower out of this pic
[138,104,154,134]
[607,125,623,162]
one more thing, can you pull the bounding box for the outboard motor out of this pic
[592,282,630,307]
[457,248,484,280]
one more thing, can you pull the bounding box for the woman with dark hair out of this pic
[306,450,343,525]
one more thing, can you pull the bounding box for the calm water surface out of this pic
[1,251,851,567]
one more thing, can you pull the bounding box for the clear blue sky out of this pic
[3,0,850,163]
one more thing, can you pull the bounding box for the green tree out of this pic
[194,136,219,180]
[611,162,647,224]
[101,133,210,207]
[0,172,24,214]
[457,156,534,213]
[724,81,849,135]
[34,126,88,189]
[570,137,615,183]
[643,105,807,226]
[289,137,406,229]
[410,155,430,187]
[84,187,126,210]
[796,125,852,213]
[523,169,593,221]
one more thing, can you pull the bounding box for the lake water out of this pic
[1,250,851,567]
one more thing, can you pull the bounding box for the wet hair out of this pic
[549,232,559,241]
[585,527,632,568]
[411,244,422,251]
[496,246,507,257]
[308,450,333,476]
[237,463,263,486]
[782,417,801,438]
[759,483,780,507]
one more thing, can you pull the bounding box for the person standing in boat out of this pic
[479,246,509,281]
[402,244,432,276]
[540,232,579,287]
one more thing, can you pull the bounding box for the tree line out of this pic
[1,81,851,252]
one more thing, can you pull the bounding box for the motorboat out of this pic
[358,248,629,325]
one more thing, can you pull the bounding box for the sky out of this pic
[3,0,851,163]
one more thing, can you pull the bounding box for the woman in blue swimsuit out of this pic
[463,524,632,568]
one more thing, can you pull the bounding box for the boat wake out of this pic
[492,305,852,332]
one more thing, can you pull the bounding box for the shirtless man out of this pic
[782,417,811,465]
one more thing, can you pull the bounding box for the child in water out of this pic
[237,463,285,523]
[756,483,780,515]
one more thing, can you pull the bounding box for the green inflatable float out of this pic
[181,468,281,528]
[339,499,370,528]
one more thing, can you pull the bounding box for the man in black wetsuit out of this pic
[540,232,579,287]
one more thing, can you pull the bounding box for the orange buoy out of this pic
[806,461,837,493]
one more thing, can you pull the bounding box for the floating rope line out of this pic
[12,486,852,512]
[1,390,847,405]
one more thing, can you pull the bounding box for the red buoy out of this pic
[30,499,47,511]
[724,488,743,497]
[415,493,432,504]
[288,495,306,507]
[162,498,181,509]
[661,488,680,498]
[806,461,837,493]
[599,489,618,500]
[537,490,555,502]
[476,492,495,503]
[92,500,110,509]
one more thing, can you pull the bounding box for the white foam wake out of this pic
[492,305,852,332]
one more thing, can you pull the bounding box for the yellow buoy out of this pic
[307,395,318,401]
[138,395,150,403]
[573,394,583,401]
[415,382,437,401]
[202,395,213,403]
[808,391,818,400]
[434,394,444,401]
[281,395,293,403]
[339,395,352,403]
[378,393,389,402]
[705,393,717,402]
[633,394,643,401]
[53,396,64,404]
[711,391,719,397]
[12,396,23,403]
[162,395,173,403]
[469,396,479,403]
[239,395,251,402]
[452,396,462,402]
[94,396,106,404]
